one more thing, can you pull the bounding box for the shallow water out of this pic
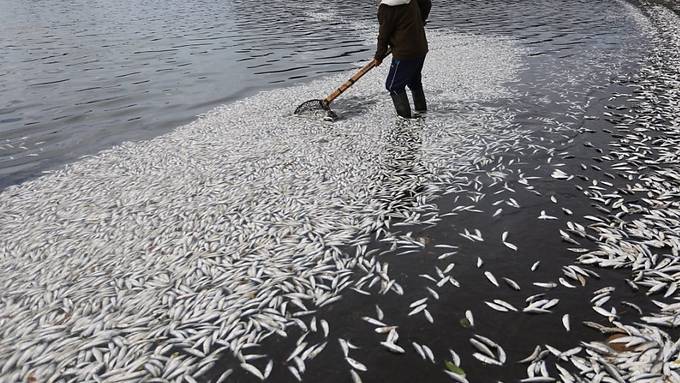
[0,0,373,188]
[0,0,655,189]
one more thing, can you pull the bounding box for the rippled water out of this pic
[0,0,659,191]
[0,0,374,188]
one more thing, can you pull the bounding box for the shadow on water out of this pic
[331,96,380,121]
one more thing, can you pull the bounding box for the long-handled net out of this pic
[294,99,337,121]
[293,53,387,121]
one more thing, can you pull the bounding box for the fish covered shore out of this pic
[1,1,680,382]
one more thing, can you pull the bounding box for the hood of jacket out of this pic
[380,0,411,6]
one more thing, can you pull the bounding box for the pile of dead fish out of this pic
[0,31,524,382]
[323,3,680,383]
[544,5,680,382]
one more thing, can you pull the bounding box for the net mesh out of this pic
[294,99,327,115]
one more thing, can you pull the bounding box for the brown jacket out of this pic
[375,0,431,60]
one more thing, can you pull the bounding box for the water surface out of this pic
[0,0,372,188]
[0,0,660,189]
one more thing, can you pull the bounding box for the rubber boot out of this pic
[390,91,412,119]
[411,86,427,114]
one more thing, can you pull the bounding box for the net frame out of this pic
[294,99,328,115]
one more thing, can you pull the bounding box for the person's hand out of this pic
[373,57,382,66]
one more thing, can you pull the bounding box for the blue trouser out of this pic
[385,55,426,94]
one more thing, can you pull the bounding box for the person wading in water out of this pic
[373,0,431,119]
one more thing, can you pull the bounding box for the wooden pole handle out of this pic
[323,60,377,105]
[323,49,391,105]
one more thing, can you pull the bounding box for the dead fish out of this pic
[538,211,558,220]
[362,316,386,327]
[240,362,264,380]
[412,342,426,360]
[444,369,470,383]
[288,366,302,382]
[517,345,542,364]
[562,314,570,332]
[469,338,495,358]
[485,301,509,312]
[472,352,502,366]
[410,297,428,308]
[503,277,521,290]
[465,310,474,327]
[380,341,405,354]
[345,357,367,372]
[492,299,518,312]
[263,360,273,379]
[484,271,499,287]
[408,304,427,317]
[421,344,435,363]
